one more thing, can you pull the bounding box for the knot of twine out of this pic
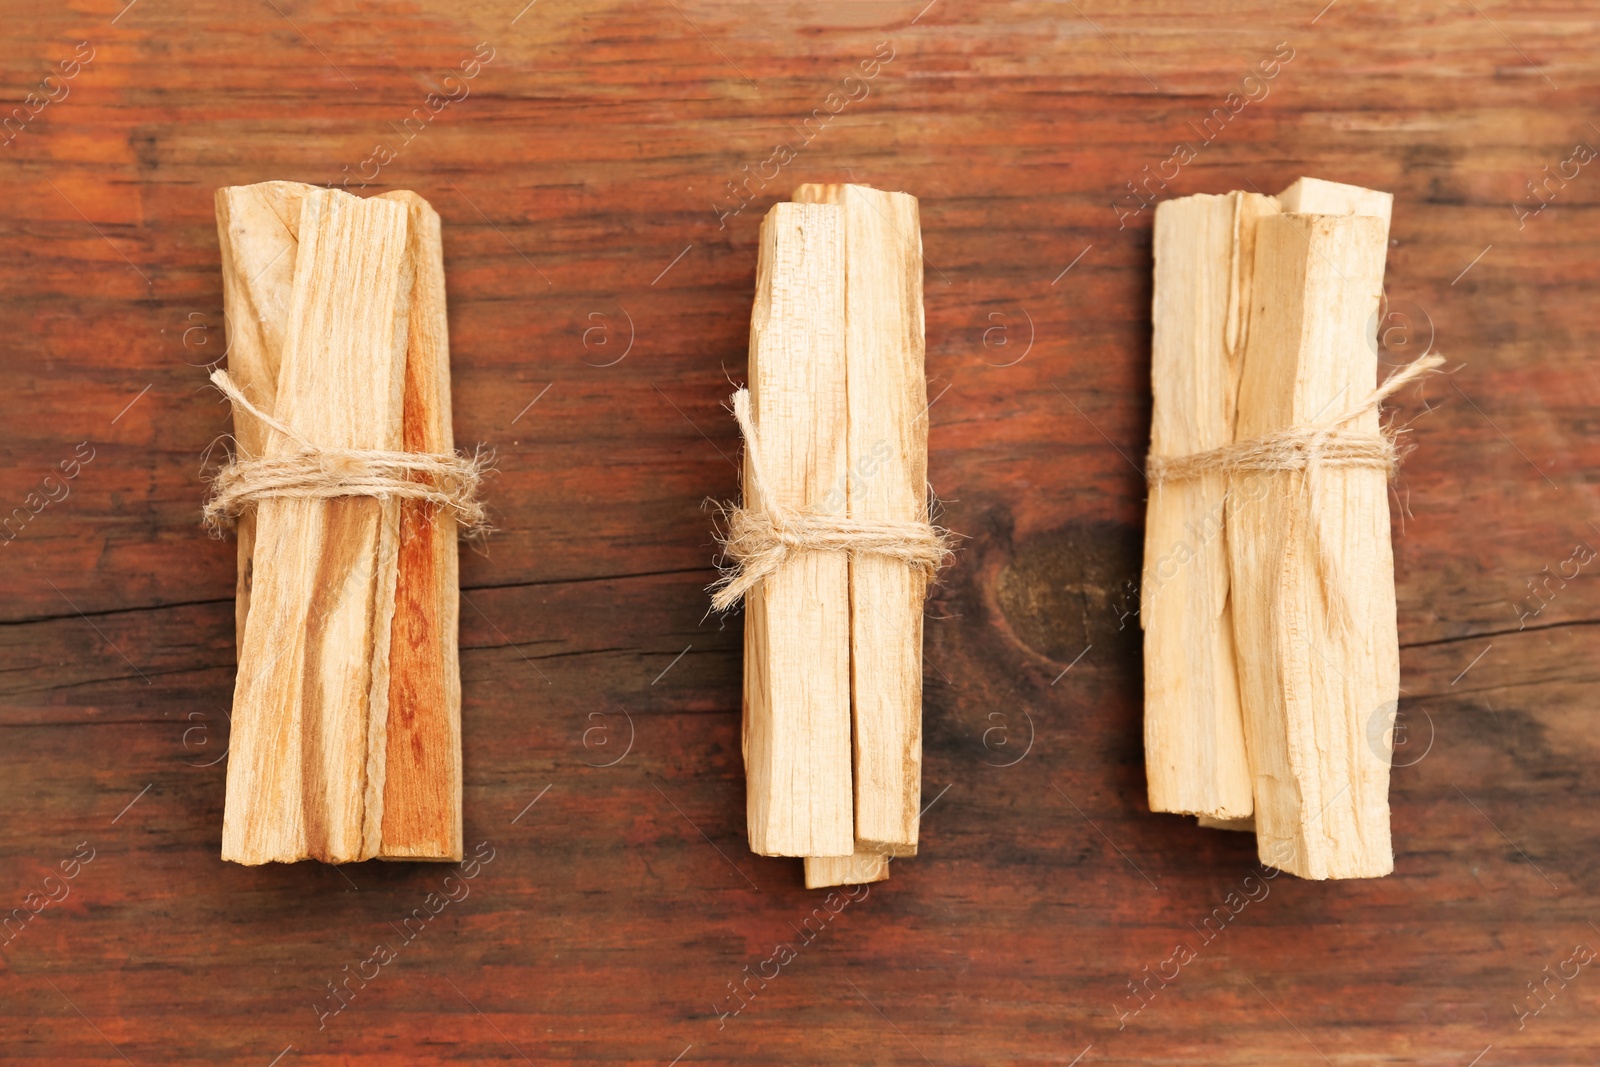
[709,388,953,612]
[1146,353,1445,485]
[1145,352,1445,632]
[203,369,489,533]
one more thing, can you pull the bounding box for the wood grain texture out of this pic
[4,0,1600,1062]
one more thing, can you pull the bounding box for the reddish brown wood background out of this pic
[3,0,1599,1062]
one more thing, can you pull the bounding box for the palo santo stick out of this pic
[794,182,927,857]
[1226,212,1396,879]
[222,188,413,865]
[214,181,312,649]
[743,202,855,858]
[1142,191,1276,820]
[374,191,464,862]
[804,851,890,890]
[1277,177,1393,243]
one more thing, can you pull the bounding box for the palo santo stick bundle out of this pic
[1144,177,1435,878]
[714,183,946,889]
[796,182,928,859]
[208,182,474,865]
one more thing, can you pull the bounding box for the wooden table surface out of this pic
[4,1,1598,1063]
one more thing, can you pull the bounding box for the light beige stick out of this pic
[1226,212,1396,880]
[1277,176,1394,243]
[213,181,312,649]
[804,851,890,890]
[794,182,927,858]
[743,202,855,858]
[1142,191,1275,820]
[222,188,413,865]
[374,191,464,862]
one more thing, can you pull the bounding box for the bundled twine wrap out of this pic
[1146,353,1445,484]
[709,387,953,612]
[202,369,489,534]
[1146,351,1445,629]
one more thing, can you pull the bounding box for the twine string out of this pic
[203,369,489,532]
[709,387,952,612]
[1145,353,1445,484]
[1146,352,1445,631]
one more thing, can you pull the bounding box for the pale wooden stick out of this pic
[213,181,312,650]
[804,851,889,889]
[1226,212,1397,879]
[222,188,413,865]
[742,202,855,858]
[1277,176,1394,243]
[374,191,464,862]
[1142,192,1275,820]
[794,182,927,858]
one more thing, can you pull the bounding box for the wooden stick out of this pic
[1277,176,1393,242]
[743,202,855,858]
[1142,191,1275,820]
[222,188,413,865]
[1226,212,1396,879]
[794,182,927,857]
[213,181,311,651]
[374,191,463,862]
[804,851,890,890]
